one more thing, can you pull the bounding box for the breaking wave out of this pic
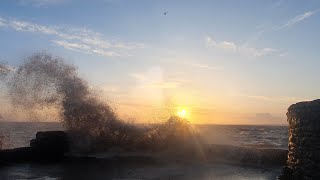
[2,53,200,153]
[0,53,290,166]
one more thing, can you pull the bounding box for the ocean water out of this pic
[0,122,286,179]
[0,122,288,150]
[197,124,288,149]
[0,122,63,149]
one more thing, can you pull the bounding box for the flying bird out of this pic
[164,11,168,15]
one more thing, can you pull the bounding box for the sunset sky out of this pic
[0,0,320,124]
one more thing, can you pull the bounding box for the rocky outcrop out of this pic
[279,99,320,179]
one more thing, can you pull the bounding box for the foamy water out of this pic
[0,122,288,150]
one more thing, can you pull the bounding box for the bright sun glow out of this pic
[177,109,187,118]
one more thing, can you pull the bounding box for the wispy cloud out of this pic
[129,73,146,81]
[205,35,277,58]
[18,0,66,7]
[147,82,180,89]
[52,40,91,51]
[274,9,320,30]
[130,70,183,89]
[191,63,222,70]
[236,94,307,103]
[0,16,144,57]
[250,112,283,123]
[0,17,6,27]
[102,85,121,93]
[271,0,287,9]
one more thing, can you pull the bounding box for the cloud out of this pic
[237,94,307,103]
[147,81,180,89]
[130,73,146,81]
[18,0,66,7]
[271,0,287,9]
[279,52,288,57]
[51,40,119,56]
[102,85,120,93]
[191,63,222,70]
[238,46,277,57]
[220,41,237,51]
[0,16,144,57]
[274,9,319,30]
[205,35,277,58]
[206,36,237,52]
[130,68,183,89]
[51,40,91,51]
[250,113,282,123]
[130,73,181,89]
[0,17,6,28]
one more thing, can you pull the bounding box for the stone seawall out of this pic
[279,99,320,179]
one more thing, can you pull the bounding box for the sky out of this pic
[0,0,320,124]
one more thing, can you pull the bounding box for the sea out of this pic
[0,122,288,150]
[0,122,288,179]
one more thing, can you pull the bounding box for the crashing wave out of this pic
[4,53,199,153]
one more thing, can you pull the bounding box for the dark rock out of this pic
[280,99,320,179]
[0,147,32,165]
[278,166,293,180]
[30,131,69,161]
[0,131,70,164]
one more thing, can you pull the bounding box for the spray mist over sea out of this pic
[0,53,200,153]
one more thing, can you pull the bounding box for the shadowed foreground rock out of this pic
[278,99,320,180]
[0,131,68,165]
[30,131,69,161]
[0,130,287,167]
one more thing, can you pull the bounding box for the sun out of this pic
[177,109,187,118]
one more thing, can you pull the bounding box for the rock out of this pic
[278,166,293,180]
[30,131,69,161]
[0,131,69,164]
[279,99,320,179]
[0,147,32,165]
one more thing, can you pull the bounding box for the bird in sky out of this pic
[164,11,168,15]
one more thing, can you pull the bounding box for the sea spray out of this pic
[0,131,10,150]
[0,133,3,150]
[3,53,200,153]
[0,53,291,166]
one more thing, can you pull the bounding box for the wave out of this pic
[3,53,200,153]
[0,53,288,167]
